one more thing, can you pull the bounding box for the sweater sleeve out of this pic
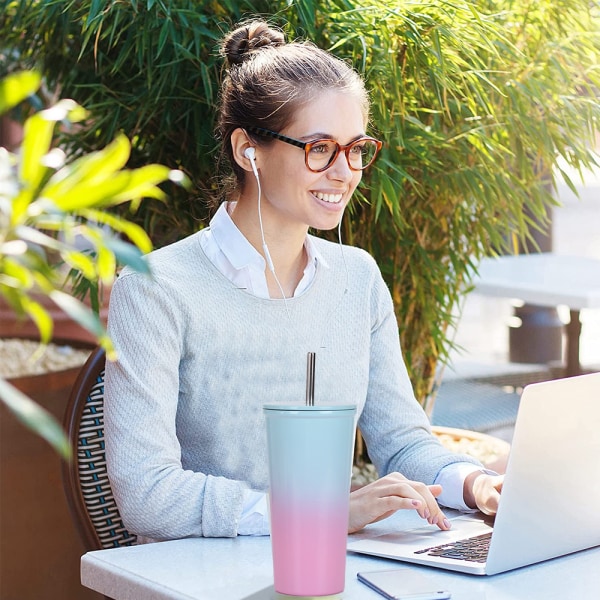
[357,270,481,484]
[104,270,246,540]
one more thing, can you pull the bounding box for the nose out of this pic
[326,149,355,182]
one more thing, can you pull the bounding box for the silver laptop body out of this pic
[347,372,600,575]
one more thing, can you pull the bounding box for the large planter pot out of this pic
[0,338,101,600]
[432,426,511,474]
[352,426,510,490]
[0,285,110,344]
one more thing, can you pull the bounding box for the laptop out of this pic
[347,372,600,575]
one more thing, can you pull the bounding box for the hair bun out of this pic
[223,21,285,66]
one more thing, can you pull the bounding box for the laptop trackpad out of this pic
[349,515,493,553]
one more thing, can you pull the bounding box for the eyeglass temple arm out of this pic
[245,126,307,150]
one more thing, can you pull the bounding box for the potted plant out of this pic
[2,0,597,414]
[0,70,185,450]
[0,70,186,600]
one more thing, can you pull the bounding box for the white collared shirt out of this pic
[200,201,325,299]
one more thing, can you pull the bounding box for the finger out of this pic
[381,496,451,531]
[484,487,502,515]
[351,480,434,519]
[428,484,443,497]
[354,476,443,520]
[408,482,443,522]
[419,486,450,530]
[425,504,451,530]
[348,492,432,533]
[348,478,451,533]
[388,481,446,527]
[378,496,433,513]
[381,483,432,520]
[475,475,503,515]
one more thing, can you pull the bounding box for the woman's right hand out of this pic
[348,472,450,534]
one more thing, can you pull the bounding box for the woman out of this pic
[105,19,503,543]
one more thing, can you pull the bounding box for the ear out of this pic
[231,128,257,172]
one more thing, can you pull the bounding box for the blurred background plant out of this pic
[0,70,186,456]
[1,0,598,413]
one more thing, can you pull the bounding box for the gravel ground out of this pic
[0,338,91,378]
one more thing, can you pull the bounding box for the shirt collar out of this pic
[304,232,329,271]
[210,202,264,270]
[209,201,329,272]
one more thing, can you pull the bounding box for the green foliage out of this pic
[0,71,188,455]
[292,0,600,404]
[0,0,266,243]
[1,0,598,409]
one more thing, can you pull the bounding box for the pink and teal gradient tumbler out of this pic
[264,404,357,599]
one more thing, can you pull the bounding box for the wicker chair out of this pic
[61,346,137,552]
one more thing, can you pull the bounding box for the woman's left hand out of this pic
[464,472,504,515]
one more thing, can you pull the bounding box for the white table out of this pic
[81,511,600,600]
[473,253,600,376]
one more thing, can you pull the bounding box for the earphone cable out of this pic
[252,157,291,317]
[337,216,349,296]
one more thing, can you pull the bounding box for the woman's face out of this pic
[254,90,367,233]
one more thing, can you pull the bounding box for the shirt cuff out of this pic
[434,463,495,511]
[238,489,270,536]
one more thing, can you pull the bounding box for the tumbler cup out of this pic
[264,404,357,599]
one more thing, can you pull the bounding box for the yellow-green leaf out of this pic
[48,289,106,339]
[78,208,153,254]
[19,112,55,195]
[22,298,54,344]
[43,134,132,204]
[62,250,97,280]
[2,258,35,288]
[96,246,116,282]
[0,71,41,114]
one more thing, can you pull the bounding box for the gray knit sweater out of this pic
[104,231,478,540]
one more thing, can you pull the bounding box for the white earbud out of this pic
[244,147,260,182]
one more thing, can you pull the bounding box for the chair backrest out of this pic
[61,346,137,551]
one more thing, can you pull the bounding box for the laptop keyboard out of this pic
[414,532,492,563]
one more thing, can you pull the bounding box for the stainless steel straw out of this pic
[305,352,316,406]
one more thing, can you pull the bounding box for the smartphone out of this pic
[357,568,451,600]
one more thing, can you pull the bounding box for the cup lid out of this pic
[263,404,356,412]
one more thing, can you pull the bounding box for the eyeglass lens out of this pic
[307,139,379,171]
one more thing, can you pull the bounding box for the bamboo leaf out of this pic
[22,297,54,344]
[42,134,131,202]
[62,250,97,280]
[77,209,153,254]
[96,245,117,282]
[48,290,106,339]
[103,236,150,274]
[0,71,41,113]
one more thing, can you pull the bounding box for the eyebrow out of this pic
[297,132,367,143]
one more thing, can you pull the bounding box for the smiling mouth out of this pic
[313,191,344,204]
